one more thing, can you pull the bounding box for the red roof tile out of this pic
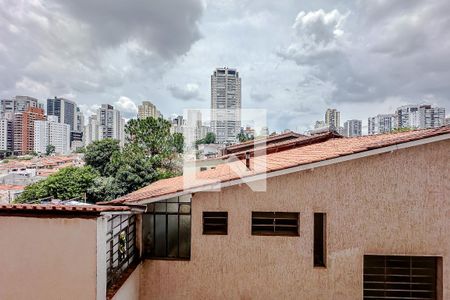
[0,203,131,215]
[106,126,450,204]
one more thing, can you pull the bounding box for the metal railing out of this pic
[106,214,137,287]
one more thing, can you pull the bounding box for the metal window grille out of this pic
[106,214,137,287]
[251,212,299,236]
[364,255,438,300]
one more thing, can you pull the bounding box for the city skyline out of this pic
[1,1,450,132]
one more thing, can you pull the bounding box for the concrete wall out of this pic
[140,139,450,299]
[111,265,141,300]
[0,216,98,300]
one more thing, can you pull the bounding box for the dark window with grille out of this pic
[203,212,228,235]
[314,213,326,267]
[364,255,438,300]
[251,212,299,236]
[142,196,191,259]
[106,214,137,288]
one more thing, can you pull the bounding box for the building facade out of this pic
[0,96,39,117]
[47,97,77,131]
[325,108,340,130]
[13,107,46,155]
[138,101,161,119]
[368,114,397,135]
[396,104,445,129]
[119,126,450,299]
[343,119,362,137]
[34,116,71,155]
[0,119,13,152]
[211,67,241,144]
[84,105,125,147]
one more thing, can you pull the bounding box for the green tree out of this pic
[87,176,124,203]
[46,144,56,156]
[108,144,159,195]
[84,138,120,176]
[236,132,254,143]
[125,117,183,155]
[196,132,216,145]
[15,166,100,203]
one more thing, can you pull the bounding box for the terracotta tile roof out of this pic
[0,203,131,216]
[107,126,450,204]
[223,131,304,154]
[0,184,25,191]
[218,132,341,160]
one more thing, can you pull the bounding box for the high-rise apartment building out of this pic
[325,109,340,130]
[47,97,77,131]
[84,105,125,147]
[13,107,46,155]
[1,96,40,123]
[138,101,162,119]
[0,119,13,152]
[368,114,397,135]
[396,104,445,129]
[34,116,70,155]
[84,115,100,146]
[211,67,241,144]
[344,119,362,137]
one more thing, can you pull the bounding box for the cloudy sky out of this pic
[1,0,449,132]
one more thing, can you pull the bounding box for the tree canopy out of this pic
[15,166,99,203]
[196,132,216,145]
[16,117,184,204]
[84,138,120,177]
[46,144,55,156]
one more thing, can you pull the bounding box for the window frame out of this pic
[142,197,191,260]
[202,211,228,235]
[251,211,300,237]
[313,212,327,268]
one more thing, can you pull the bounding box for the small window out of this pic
[314,213,326,267]
[252,212,299,236]
[203,212,228,235]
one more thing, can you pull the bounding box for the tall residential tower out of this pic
[211,67,241,144]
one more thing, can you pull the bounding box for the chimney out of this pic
[245,151,251,170]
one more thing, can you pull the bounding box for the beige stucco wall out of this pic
[140,140,450,299]
[111,265,141,300]
[0,216,98,300]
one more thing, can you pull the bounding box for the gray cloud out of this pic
[168,83,201,101]
[0,0,449,133]
[280,1,450,108]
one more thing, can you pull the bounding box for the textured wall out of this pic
[111,265,141,300]
[0,217,98,300]
[140,140,450,299]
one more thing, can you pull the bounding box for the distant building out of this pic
[47,97,77,131]
[138,101,162,119]
[84,115,100,146]
[0,119,13,152]
[445,117,450,125]
[34,116,70,155]
[368,114,397,135]
[396,104,445,129]
[344,120,362,137]
[0,96,39,117]
[170,115,184,135]
[259,126,269,137]
[84,105,125,147]
[16,107,46,154]
[314,120,326,129]
[325,108,340,130]
[211,67,241,144]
